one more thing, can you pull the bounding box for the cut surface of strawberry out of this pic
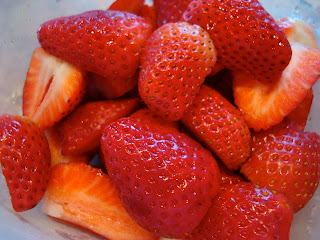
[233,42,320,131]
[42,162,157,240]
[23,47,85,129]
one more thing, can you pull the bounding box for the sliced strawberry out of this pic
[233,42,320,131]
[23,47,85,129]
[41,162,157,240]
[59,98,141,156]
[0,114,51,212]
[108,0,144,14]
[44,126,90,167]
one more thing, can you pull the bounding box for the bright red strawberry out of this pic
[44,126,90,167]
[138,5,158,32]
[241,119,320,212]
[287,89,313,130]
[130,108,179,129]
[188,182,293,240]
[0,114,51,212]
[108,0,144,14]
[218,161,245,187]
[101,117,221,238]
[23,47,85,129]
[139,22,217,121]
[182,0,292,83]
[233,42,320,131]
[181,85,251,170]
[154,0,192,26]
[41,162,157,240]
[38,10,152,85]
[59,98,141,156]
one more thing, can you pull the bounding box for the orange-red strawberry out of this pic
[59,98,141,156]
[233,42,320,131]
[182,0,292,83]
[23,47,85,129]
[138,5,158,32]
[139,22,217,121]
[41,162,157,240]
[101,117,221,238]
[181,85,251,170]
[37,10,152,85]
[0,114,51,212]
[188,182,293,240]
[108,0,144,14]
[241,119,320,212]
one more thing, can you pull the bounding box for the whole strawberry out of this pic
[101,117,221,238]
[188,182,293,240]
[139,22,217,121]
[38,10,152,91]
[181,0,292,83]
[241,119,320,212]
[0,114,51,212]
[181,85,251,170]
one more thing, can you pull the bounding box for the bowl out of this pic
[0,0,319,239]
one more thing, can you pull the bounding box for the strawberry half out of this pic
[101,117,221,238]
[42,162,157,240]
[139,22,217,121]
[0,114,51,212]
[241,119,320,212]
[233,42,320,131]
[23,47,85,129]
[59,98,141,156]
[182,0,292,83]
[181,85,251,170]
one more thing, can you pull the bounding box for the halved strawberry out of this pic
[23,47,85,129]
[41,162,157,240]
[108,0,144,14]
[233,42,320,131]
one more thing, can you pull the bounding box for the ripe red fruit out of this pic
[181,85,251,170]
[138,5,158,32]
[59,98,141,156]
[0,114,51,212]
[101,117,221,238]
[241,119,320,212]
[139,22,217,121]
[182,0,292,83]
[23,47,85,129]
[108,0,144,15]
[188,182,293,240]
[38,10,152,84]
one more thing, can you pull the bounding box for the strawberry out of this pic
[233,42,320,131]
[181,85,251,170]
[218,161,245,187]
[241,119,320,212]
[139,22,217,121]
[0,114,51,212]
[41,162,157,240]
[188,182,293,240]
[138,5,158,32]
[154,0,192,26]
[44,126,90,167]
[23,47,85,129]
[181,0,292,83]
[108,0,144,14]
[59,98,141,156]
[37,10,152,85]
[101,117,221,238]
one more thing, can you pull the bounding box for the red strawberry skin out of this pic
[182,0,292,83]
[188,182,293,240]
[241,119,320,212]
[181,85,251,170]
[0,114,51,212]
[108,0,144,15]
[139,22,217,121]
[59,98,141,156]
[38,10,152,81]
[101,117,221,238]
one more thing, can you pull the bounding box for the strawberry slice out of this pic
[108,0,144,14]
[41,162,157,240]
[23,47,85,129]
[233,42,320,131]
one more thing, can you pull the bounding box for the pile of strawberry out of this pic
[1,0,320,239]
